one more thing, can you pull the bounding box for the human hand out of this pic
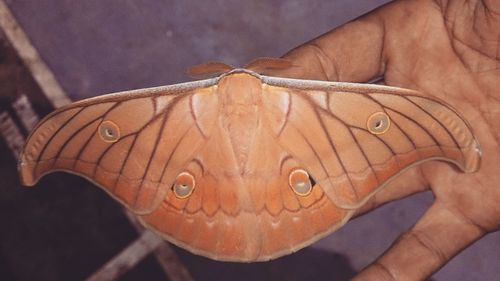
[267,0,500,279]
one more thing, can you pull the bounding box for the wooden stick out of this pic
[0,2,193,280]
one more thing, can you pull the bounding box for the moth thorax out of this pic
[219,73,263,172]
[219,73,262,108]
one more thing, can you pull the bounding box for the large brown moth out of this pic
[18,58,481,262]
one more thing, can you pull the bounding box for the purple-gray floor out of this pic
[1,1,499,280]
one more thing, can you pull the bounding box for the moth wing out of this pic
[19,80,219,214]
[139,113,351,261]
[262,76,481,209]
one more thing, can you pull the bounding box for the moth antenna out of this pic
[185,61,234,78]
[244,57,295,73]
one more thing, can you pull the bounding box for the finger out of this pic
[352,202,486,281]
[264,5,387,82]
[354,165,430,218]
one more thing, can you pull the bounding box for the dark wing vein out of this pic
[36,107,85,162]
[403,95,465,159]
[131,97,176,205]
[69,103,123,169]
[111,134,139,191]
[55,103,122,164]
[363,94,418,151]
[369,94,446,155]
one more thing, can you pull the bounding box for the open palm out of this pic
[269,0,500,279]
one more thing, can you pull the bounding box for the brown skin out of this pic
[268,0,500,280]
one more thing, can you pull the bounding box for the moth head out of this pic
[172,172,196,199]
[288,168,316,196]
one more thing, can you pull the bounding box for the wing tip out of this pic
[17,161,38,187]
[463,138,482,173]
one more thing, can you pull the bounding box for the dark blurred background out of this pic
[0,0,499,280]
